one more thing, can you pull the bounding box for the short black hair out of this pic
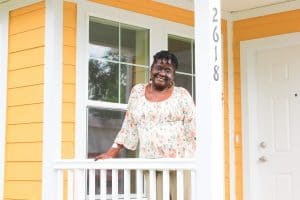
[151,50,178,70]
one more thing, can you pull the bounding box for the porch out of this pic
[54,158,196,200]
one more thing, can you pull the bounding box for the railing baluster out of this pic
[136,169,143,200]
[56,169,63,200]
[124,169,131,200]
[149,170,156,200]
[112,169,118,200]
[176,170,184,200]
[163,170,170,200]
[191,170,196,200]
[100,169,107,200]
[75,169,85,200]
[89,169,96,200]
[54,158,197,200]
[67,170,74,200]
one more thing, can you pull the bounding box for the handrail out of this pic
[54,158,196,170]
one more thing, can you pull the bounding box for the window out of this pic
[87,17,149,196]
[88,16,149,157]
[168,35,195,100]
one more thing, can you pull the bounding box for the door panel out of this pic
[250,44,300,200]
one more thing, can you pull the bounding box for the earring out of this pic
[169,81,175,87]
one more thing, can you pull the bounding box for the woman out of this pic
[95,50,196,199]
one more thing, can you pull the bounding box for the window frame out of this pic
[75,1,194,159]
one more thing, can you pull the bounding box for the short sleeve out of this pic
[114,84,141,150]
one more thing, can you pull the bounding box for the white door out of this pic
[241,33,300,200]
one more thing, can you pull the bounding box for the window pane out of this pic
[121,24,149,65]
[89,17,119,61]
[88,59,119,102]
[168,35,192,73]
[87,108,136,158]
[175,74,193,96]
[120,64,148,103]
[87,108,137,195]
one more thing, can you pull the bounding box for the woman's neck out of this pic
[145,83,174,102]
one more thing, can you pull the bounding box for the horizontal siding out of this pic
[7,104,43,124]
[9,27,45,53]
[63,65,76,84]
[233,9,300,200]
[63,45,76,65]
[6,143,42,162]
[8,66,44,88]
[62,122,75,142]
[4,181,41,200]
[62,2,76,162]
[7,85,43,106]
[6,123,43,143]
[5,162,42,181]
[89,0,193,26]
[9,47,44,70]
[4,3,45,200]
[9,8,45,35]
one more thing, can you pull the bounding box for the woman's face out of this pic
[150,58,175,90]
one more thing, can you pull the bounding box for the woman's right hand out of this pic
[94,144,123,161]
[94,150,116,160]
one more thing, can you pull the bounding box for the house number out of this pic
[212,7,220,81]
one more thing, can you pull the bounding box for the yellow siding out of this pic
[4,2,45,200]
[233,9,300,200]
[62,1,76,159]
[89,0,194,26]
[222,19,230,200]
[62,2,77,199]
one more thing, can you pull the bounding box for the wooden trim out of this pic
[89,0,194,26]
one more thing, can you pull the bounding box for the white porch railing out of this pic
[54,158,196,200]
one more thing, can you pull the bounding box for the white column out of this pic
[0,6,9,200]
[42,0,63,199]
[194,0,224,200]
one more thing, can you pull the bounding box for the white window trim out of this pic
[75,1,194,159]
[42,0,63,200]
[0,7,9,200]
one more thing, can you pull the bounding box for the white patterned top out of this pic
[115,83,196,158]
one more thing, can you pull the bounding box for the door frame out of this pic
[240,31,300,200]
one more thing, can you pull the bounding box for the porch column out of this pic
[0,5,9,200]
[42,0,63,199]
[194,0,224,199]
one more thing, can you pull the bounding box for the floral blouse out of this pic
[115,84,196,158]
